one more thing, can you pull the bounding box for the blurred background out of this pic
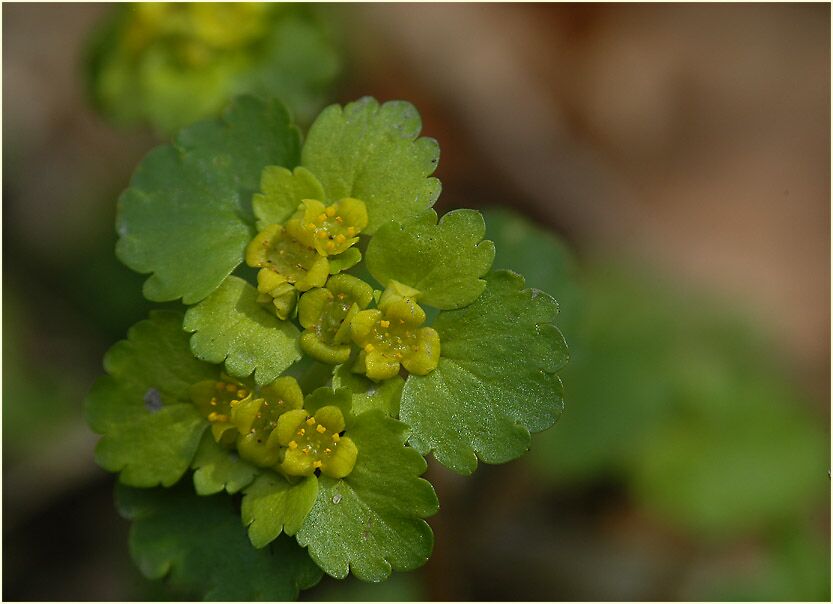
[3,2,830,600]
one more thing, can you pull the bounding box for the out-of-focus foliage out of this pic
[117,482,323,600]
[484,206,829,600]
[2,291,82,457]
[87,3,340,134]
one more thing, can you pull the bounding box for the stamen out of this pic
[316,424,326,434]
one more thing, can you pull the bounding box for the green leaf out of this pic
[242,474,319,548]
[301,97,441,234]
[85,311,215,487]
[366,209,495,309]
[116,96,301,304]
[304,385,353,419]
[184,276,301,385]
[191,432,259,496]
[117,482,322,601]
[401,270,568,474]
[254,166,325,231]
[332,363,404,417]
[483,206,581,340]
[296,410,438,581]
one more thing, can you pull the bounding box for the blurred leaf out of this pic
[697,522,831,601]
[117,482,322,600]
[88,4,340,133]
[183,276,301,385]
[116,96,300,304]
[366,209,495,309]
[401,270,568,474]
[301,97,441,234]
[296,410,438,582]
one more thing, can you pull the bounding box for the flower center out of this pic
[286,415,342,471]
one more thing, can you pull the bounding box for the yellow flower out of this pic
[274,406,358,478]
[350,283,440,381]
[286,198,368,257]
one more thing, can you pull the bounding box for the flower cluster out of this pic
[191,374,357,479]
[90,96,567,592]
[245,198,368,320]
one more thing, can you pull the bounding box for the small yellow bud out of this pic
[326,206,337,217]
[317,230,328,239]
[288,440,298,449]
[237,389,246,398]
[317,213,327,223]
[335,234,346,244]
[332,433,341,442]
[346,227,356,236]
[307,222,316,230]
[326,241,336,251]
[364,343,374,353]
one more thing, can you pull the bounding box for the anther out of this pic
[332,433,340,442]
[317,213,327,223]
[335,234,346,244]
[297,428,305,436]
[317,230,328,239]
[237,389,246,398]
[288,440,298,449]
[306,417,316,426]
[346,227,356,236]
[326,206,337,217]
[364,343,374,353]
[316,424,326,434]
[324,448,332,455]
[307,222,316,230]
[335,216,344,223]
[380,320,390,328]
[326,241,336,251]
[312,460,323,469]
